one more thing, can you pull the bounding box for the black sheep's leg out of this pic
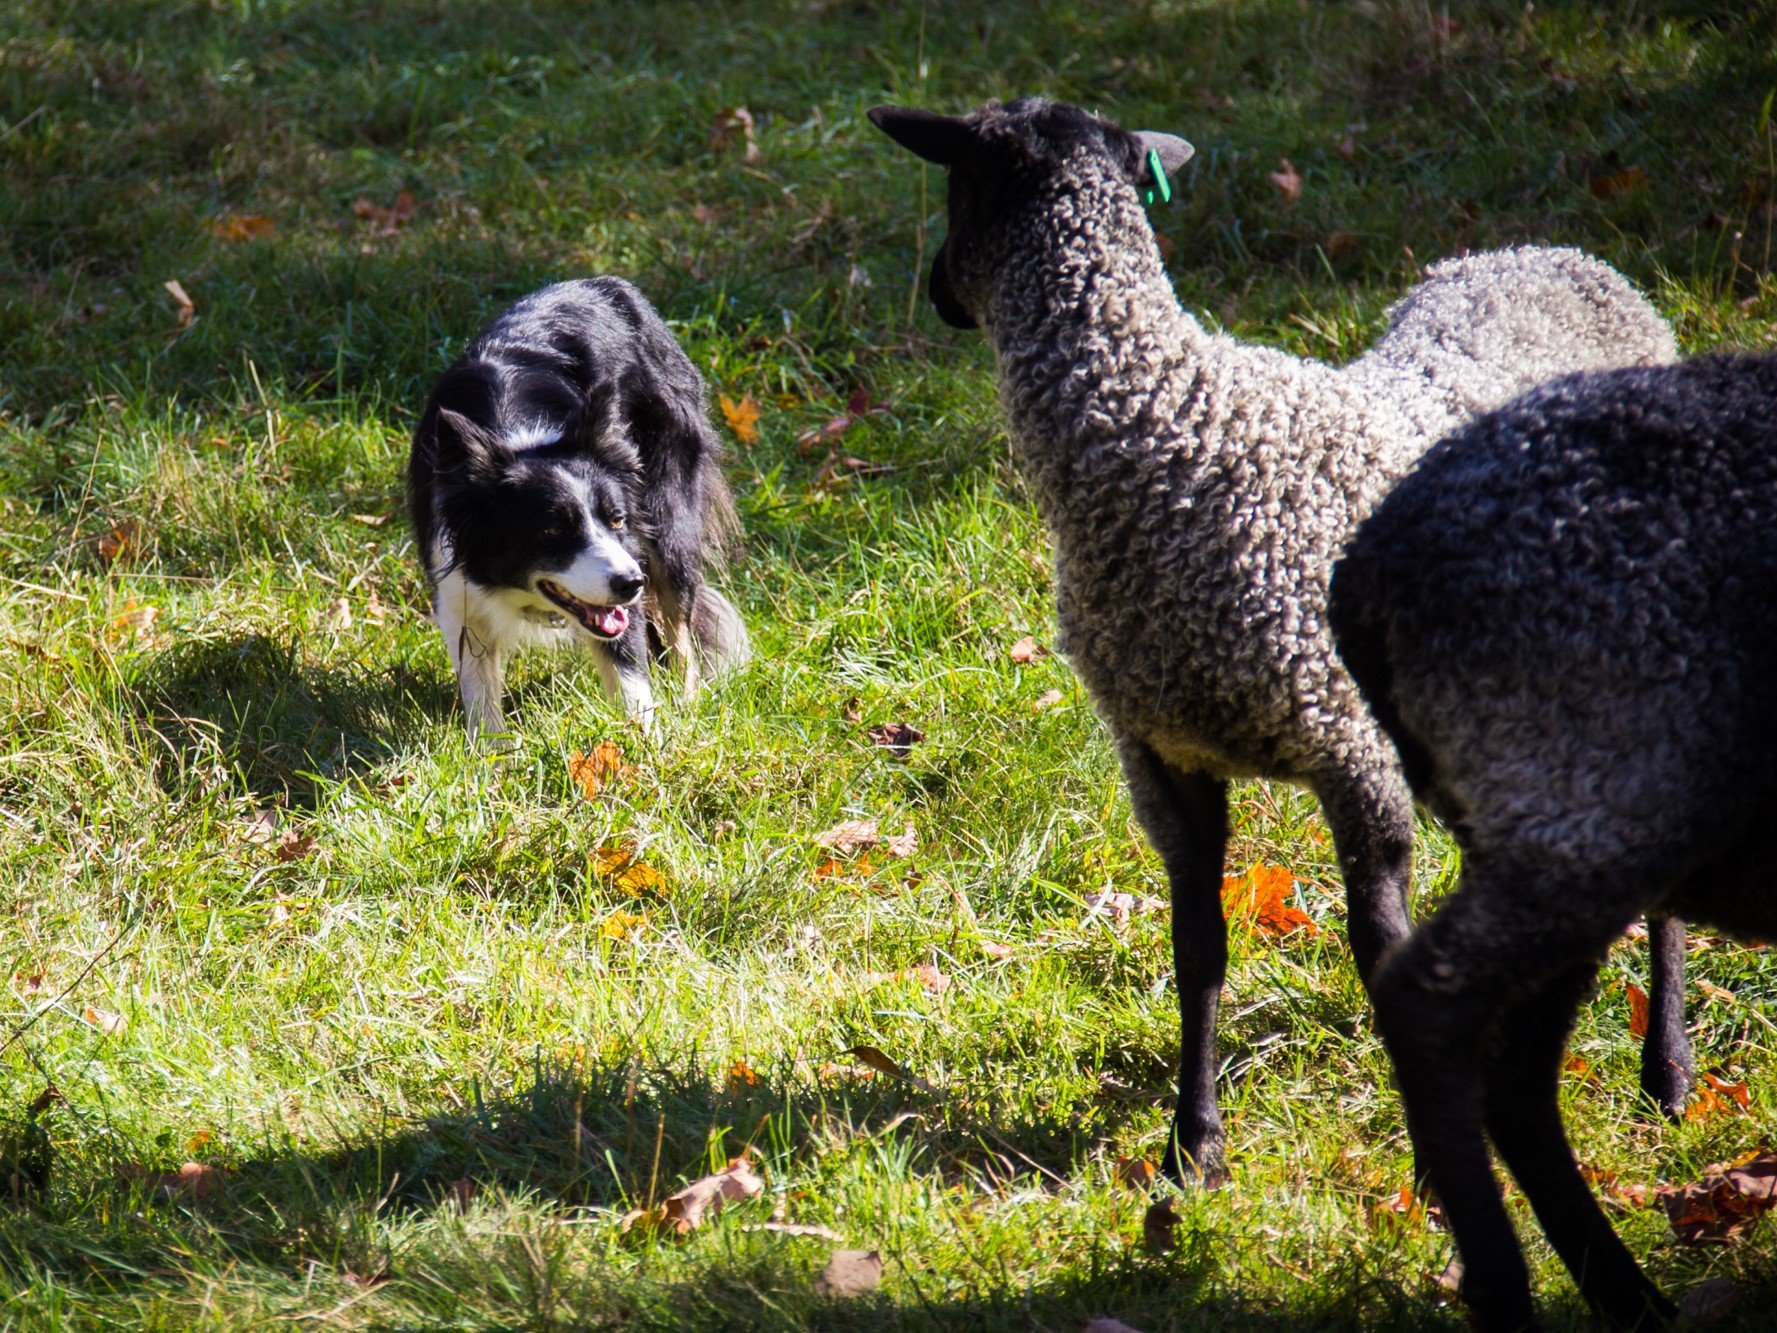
[1117,737,1230,1184]
[1639,914,1693,1121]
[1485,963,1677,1331]
[1317,763,1416,986]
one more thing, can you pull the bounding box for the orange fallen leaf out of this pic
[1686,1071,1752,1121]
[590,839,667,895]
[352,190,420,234]
[622,1156,764,1235]
[726,1059,761,1091]
[601,908,648,941]
[1589,166,1648,200]
[96,518,140,567]
[843,1043,940,1094]
[1114,1157,1158,1189]
[82,1006,125,1035]
[1626,982,1650,1039]
[1370,1184,1426,1231]
[1221,864,1318,936]
[569,741,632,798]
[1562,1053,1595,1082]
[719,394,761,445]
[1268,158,1302,205]
[865,721,925,752]
[206,213,275,242]
[1658,1151,1777,1242]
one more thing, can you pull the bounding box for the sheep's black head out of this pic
[868,98,1193,331]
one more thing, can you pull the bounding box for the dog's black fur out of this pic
[409,278,747,737]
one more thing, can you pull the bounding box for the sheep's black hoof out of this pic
[1638,1057,1693,1124]
[1162,1124,1228,1189]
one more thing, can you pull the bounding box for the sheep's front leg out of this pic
[1639,913,1693,1120]
[1484,962,1676,1331]
[1117,738,1229,1184]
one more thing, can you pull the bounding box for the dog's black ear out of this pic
[434,407,506,486]
[572,377,644,478]
[868,105,978,166]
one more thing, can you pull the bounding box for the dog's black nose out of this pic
[611,572,645,602]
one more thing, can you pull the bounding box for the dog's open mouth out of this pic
[538,579,630,639]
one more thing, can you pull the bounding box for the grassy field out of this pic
[3,1,1776,1328]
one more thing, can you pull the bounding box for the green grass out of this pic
[2,1,1776,1328]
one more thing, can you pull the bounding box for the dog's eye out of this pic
[540,525,564,539]
[607,513,626,531]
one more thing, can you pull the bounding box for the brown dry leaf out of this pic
[1032,688,1065,711]
[624,1157,765,1235]
[1579,1163,1652,1211]
[841,696,863,724]
[709,819,738,840]
[814,1248,882,1296]
[865,721,925,753]
[129,1161,223,1202]
[1659,1151,1777,1242]
[111,602,160,638]
[97,518,140,567]
[364,589,386,626]
[707,105,762,164]
[1562,1053,1595,1082]
[1626,982,1650,1039]
[1686,1071,1752,1122]
[569,741,632,798]
[1083,1319,1148,1333]
[601,908,648,941]
[1370,1184,1426,1231]
[881,824,917,858]
[275,829,316,864]
[1142,1199,1181,1253]
[1325,229,1361,258]
[164,279,195,327]
[82,1006,125,1035]
[1589,166,1648,200]
[1268,158,1303,205]
[1221,864,1318,937]
[1009,635,1049,664]
[352,190,420,234]
[206,213,275,242]
[843,1044,940,1094]
[348,512,389,526]
[1114,1157,1158,1189]
[1083,890,1167,924]
[720,393,762,445]
[980,939,1014,960]
[326,597,352,631]
[726,1059,761,1091]
[813,819,880,855]
[15,971,46,997]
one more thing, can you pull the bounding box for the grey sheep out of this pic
[1330,350,1777,1333]
[868,96,1680,1181]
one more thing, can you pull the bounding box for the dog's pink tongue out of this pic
[593,604,629,637]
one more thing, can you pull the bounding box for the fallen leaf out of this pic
[352,190,420,235]
[1562,1053,1595,1082]
[726,1059,761,1091]
[206,213,275,242]
[709,819,738,840]
[1324,229,1361,258]
[239,808,279,845]
[111,602,160,637]
[1579,1163,1652,1210]
[81,1006,125,1035]
[1658,1151,1777,1242]
[348,512,389,526]
[569,741,633,798]
[1114,1157,1158,1189]
[14,971,45,997]
[979,939,1014,960]
[1370,1184,1426,1231]
[445,1177,477,1209]
[881,824,917,858]
[843,1044,940,1094]
[326,597,352,631]
[129,1161,222,1202]
[861,964,949,994]
[707,105,762,164]
[813,819,880,855]
[720,393,762,445]
[96,518,140,567]
[623,1156,764,1235]
[814,1248,882,1296]
[164,279,195,328]
[1221,864,1318,936]
[1686,1071,1752,1121]
[1589,166,1648,200]
[1083,890,1167,924]
[274,829,316,863]
[1142,1199,1180,1253]
[865,722,925,753]
[364,590,386,626]
[601,908,648,941]
[1032,688,1065,710]
[1626,982,1650,1039]
[1009,635,1048,664]
[841,696,863,724]
[1268,158,1302,205]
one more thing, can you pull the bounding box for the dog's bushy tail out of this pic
[693,587,751,677]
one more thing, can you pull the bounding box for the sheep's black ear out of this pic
[1131,130,1194,199]
[867,105,976,166]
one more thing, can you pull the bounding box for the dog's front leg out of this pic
[596,629,656,735]
[435,592,508,742]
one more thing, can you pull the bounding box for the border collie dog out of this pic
[408,278,748,739]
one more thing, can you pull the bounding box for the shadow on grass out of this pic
[126,632,451,801]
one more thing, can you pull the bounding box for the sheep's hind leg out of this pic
[1485,962,1677,1331]
[1117,738,1229,1185]
[1316,765,1414,986]
[1639,914,1693,1120]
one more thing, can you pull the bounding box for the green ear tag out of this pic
[1143,148,1173,206]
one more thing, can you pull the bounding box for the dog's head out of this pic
[428,385,649,642]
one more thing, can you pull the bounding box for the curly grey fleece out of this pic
[981,142,1674,794]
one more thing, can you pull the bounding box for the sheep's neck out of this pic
[984,181,1210,519]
